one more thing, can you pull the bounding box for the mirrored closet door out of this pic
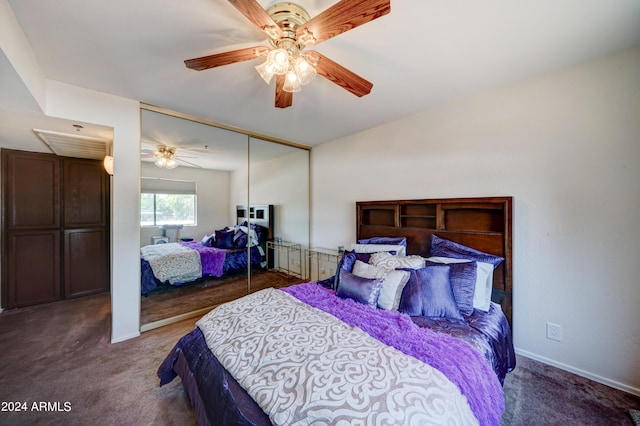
[139,106,310,330]
[248,137,309,290]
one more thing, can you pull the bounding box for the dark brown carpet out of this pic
[1,289,639,425]
[503,354,640,425]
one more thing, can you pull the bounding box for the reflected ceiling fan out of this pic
[184,0,391,108]
[141,145,201,169]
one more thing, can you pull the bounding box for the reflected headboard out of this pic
[356,197,513,328]
[236,204,275,241]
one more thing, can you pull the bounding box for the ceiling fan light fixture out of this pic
[153,145,179,169]
[155,156,167,168]
[283,69,302,93]
[255,60,276,84]
[267,48,289,75]
[165,158,178,169]
[184,0,389,107]
[294,55,316,85]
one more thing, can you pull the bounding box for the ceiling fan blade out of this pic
[275,75,293,108]
[227,0,284,39]
[176,158,202,168]
[309,51,373,97]
[185,46,269,71]
[296,0,390,46]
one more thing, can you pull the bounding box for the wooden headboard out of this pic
[356,197,513,328]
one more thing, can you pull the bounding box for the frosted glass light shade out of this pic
[283,70,302,93]
[294,56,317,85]
[267,48,289,75]
[155,157,167,168]
[255,60,276,84]
[103,155,114,175]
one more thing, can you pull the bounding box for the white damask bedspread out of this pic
[196,288,479,425]
[140,243,201,284]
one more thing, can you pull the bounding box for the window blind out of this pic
[141,177,196,194]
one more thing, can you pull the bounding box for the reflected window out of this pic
[141,177,197,226]
[141,193,196,226]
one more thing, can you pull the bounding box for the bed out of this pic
[158,197,515,425]
[141,205,273,296]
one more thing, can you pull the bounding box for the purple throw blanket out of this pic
[283,283,504,426]
[179,241,225,277]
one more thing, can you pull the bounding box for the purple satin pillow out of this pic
[358,236,407,247]
[332,250,373,290]
[399,265,463,320]
[425,259,476,316]
[214,229,235,249]
[336,270,383,307]
[430,234,504,268]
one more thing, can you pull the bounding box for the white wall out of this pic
[311,46,640,395]
[140,162,231,246]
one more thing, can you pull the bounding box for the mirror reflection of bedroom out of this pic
[139,106,310,329]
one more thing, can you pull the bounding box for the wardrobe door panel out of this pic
[3,150,60,230]
[64,228,109,298]
[63,158,108,227]
[8,231,61,308]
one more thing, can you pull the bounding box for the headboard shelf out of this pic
[357,197,513,328]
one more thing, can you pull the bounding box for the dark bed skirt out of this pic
[158,328,272,426]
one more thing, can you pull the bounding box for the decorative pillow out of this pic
[398,265,462,320]
[427,256,493,312]
[351,243,406,256]
[336,270,383,307]
[369,251,425,270]
[429,234,504,268]
[201,234,214,247]
[425,258,476,316]
[333,251,372,290]
[233,229,248,248]
[214,229,235,249]
[240,221,268,243]
[351,260,410,311]
[357,236,407,247]
[352,260,388,279]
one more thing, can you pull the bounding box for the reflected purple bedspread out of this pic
[179,241,225,276]
[141,246,264,296]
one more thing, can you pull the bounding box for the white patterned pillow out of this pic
[369,251,425,270]
[352,260,389,278]
[350,243,406,256]
[352,260,410,310]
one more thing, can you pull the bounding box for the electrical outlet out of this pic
[547,323,563,342]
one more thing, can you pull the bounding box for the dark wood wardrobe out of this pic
[1,149,110,309]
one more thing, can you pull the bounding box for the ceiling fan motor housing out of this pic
[266,2,311,49]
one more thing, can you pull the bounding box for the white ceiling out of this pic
[2,0,640,162]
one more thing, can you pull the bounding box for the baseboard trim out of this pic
[110,331,140,344]
[516,348,640,397]
[139,306,215,333]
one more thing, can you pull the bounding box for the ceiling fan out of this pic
[141,145,201,169]
[184,0,391,108]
